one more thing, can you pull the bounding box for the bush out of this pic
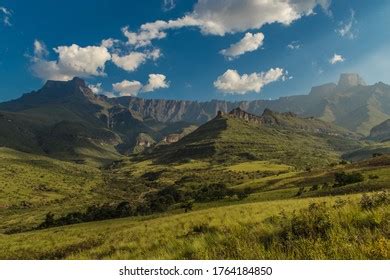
[194,183,233,202]
[334,172,364,187]
[296,187,305,196]
[278,202,332,240]
[360,192,390,210]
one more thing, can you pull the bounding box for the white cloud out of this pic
[287,40,301,50]
[30,41,111,81]
[111,49,161,72]
[214,68,286,94]
[88,83,103,94]
[142,74,170,92]
[329,54,345,64]
[336,9,357,39]
[101,38,119,48]
[112,52,147,72]
[112,80,143,96]
[113,74,170,96]
[33,40,49,58]
[0,6,12,26]
[123,0,330,47]
[220,32,264,60]
[162,0,176,12]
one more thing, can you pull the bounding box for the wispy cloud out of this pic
[162,0,176,12]
[0,6,12,26]
[287,41,301,50]
[336,9,357,39]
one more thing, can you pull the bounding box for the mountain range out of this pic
[0,73,388,165]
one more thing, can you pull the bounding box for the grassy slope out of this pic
[151,115,362,169]
[0,193,388,260]
[0,148,389,259]
[0,148,130,232]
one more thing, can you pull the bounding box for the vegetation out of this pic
[0,192,388,259]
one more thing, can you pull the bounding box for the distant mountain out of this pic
[148,108,362,169]
[0,74,388,164]
[0,78,192,164]
[369,119,390,142]
[112,73,390,136]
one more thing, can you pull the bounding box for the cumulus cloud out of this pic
[214,68,286,94]
[142,74,170,92]
[329,53,345,64]
[112,52,147,72]
[0,6,12,26]
[287,40,301,50]
[162,0,176,12]
[220,32,264,60]
[30,41,111,81]
[336,9,357,39]
[111,49,161,72]
[113,74,170,96]
[123,0,330,47]
[112,80,143,96]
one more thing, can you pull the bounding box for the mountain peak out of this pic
[43,77,87,89]
[337,73,366,89]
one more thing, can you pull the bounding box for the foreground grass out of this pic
[0,193,388,260]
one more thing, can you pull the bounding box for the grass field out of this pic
[0,193,388,259]
[0,147,389,259]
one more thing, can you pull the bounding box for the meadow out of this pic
[0,192,388,259]
[0,145,389,259]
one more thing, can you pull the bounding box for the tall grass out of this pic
[0,193,388,259]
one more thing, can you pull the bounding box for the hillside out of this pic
[369,119,390,142]
[149,108,362,168]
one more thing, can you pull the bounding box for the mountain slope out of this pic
[0,78,164,163]
[149,108,362,169]
[369,119,390,142]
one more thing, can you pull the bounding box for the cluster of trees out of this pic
[296,172,365,196]
[333,172,364,187]
[39,183,252,229]
[193,183,251,202]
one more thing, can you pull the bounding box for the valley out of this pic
[0,74,389,259]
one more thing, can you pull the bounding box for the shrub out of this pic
[181,201,193,213]
[194,183,232,202]
[333,172,364,187]
[296,187,305,196]
[360,191,390,210]
[278,202,333,241]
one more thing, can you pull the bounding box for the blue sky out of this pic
[0,0,390,102]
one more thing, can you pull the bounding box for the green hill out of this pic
[149,108,362,169]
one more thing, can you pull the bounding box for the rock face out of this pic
[225,107,264,124]
[337,73,366,89]
[163,134,181,144]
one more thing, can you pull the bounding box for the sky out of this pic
[0,0,390,102]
